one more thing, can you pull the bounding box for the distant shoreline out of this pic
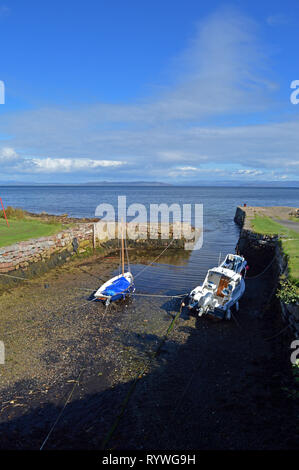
[1,183,299,188]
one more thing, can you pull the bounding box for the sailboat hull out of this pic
[94,272,135,303]
[95,221,134,305]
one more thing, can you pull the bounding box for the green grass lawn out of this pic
[251,215,299,283]
[251,215,295,237]
[0,218,63,248]
[282,238,299,282]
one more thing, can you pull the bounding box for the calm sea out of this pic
[0,186,298,294]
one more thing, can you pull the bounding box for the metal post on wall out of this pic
[93,223,96,251]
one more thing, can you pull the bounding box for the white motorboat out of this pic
[184,254,247,320]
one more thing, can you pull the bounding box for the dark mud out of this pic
[0,250,298,450]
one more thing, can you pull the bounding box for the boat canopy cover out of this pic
[209,267,240,282]
[222,254,245,273]
[102,275,131,297]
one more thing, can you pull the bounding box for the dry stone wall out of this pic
[0,223,94,274]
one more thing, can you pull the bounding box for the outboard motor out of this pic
[198,291,213,316]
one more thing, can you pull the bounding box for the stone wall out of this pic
[94,221,196,250]
[0,220,196,288]
[235,207,299,338]
[0,223,94,274]
[234,206,247,227]
[275,242,299,338]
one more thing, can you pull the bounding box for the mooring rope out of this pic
[245,257,275,280]
[133,292,187,299]
[124,235,130,273]
[56,285,188,300]
[232,292,292,343]
[134,238,175,279]
[0,251,120,285]
[0,272,32,281]
[264,323,292,341]
[40,368,85,450]
[39,301,111,450]
[3,296,99,337]
[231,311,245,332]
[100,302,183,450]
[167,360,204,427]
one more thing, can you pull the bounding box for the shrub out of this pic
[277,278,299,305]
[282,360,299,400]
[0,206,25,219]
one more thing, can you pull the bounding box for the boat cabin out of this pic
[202,267,241,306]
[221,254,246,274]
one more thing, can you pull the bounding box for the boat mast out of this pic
[121,218,125,275]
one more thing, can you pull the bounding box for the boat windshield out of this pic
[223,255,244,273]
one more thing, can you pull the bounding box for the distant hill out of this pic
[0,181,173,186]
[228,181,299,188]
[177,181,299,188]
[83,181,173,186]
[0,180,298,187]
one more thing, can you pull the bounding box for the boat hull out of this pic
[186,257,246,320]
[94,272,135,303]
[192,279,245,319]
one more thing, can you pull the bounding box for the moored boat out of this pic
[94,220,135,305]
[183,253,247,320]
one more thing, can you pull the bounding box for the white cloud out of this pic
[0,147,19,162]
[234,169,263,176]
[176,166,199,171]
[31,158,126,173]
[0,148,126,174]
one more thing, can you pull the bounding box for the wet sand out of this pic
[0,250,298,450]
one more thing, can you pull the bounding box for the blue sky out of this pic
[0,0,299,184]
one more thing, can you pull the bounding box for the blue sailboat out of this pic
[94,221,135,305]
